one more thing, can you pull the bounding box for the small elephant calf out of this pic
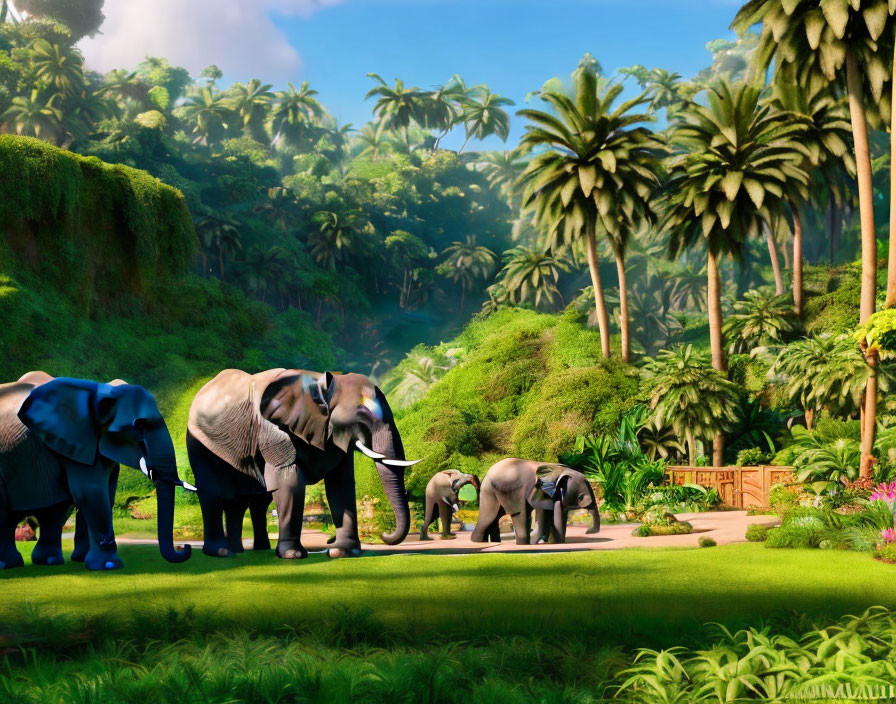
[419,470,479,540]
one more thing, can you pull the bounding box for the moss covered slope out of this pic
[0,137,335,501]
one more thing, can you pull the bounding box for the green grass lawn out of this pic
[3,543,895,702]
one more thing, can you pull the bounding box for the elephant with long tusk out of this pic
[186,368,420,560]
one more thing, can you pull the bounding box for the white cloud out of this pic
[79,0,347,81]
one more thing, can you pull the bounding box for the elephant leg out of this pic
[438,502,455,539]
[272,469,308,559]
[471,489,501,543]
[552,505,566,543]
[248,493,272,550]
[419,499,436,540]
[535,508,551,544]
[488,507,504,543]
[31,502,69,566]
[324,458,361,558]
[73,464,117,562]
[197,492,232,557]
[508,500,531,546]
[65,460,122,570]
[224,495,249,554]
[0,509,24,569]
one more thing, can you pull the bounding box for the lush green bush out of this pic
[768,483,799,510]
[637,483,721,514]
[764,504,893,552]
[736,447,768,466]
[633,520,692,537]
[381,308,639,500]
[745,523,771,542]
[698,536,717,547]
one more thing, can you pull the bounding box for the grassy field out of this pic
[3,543,895,702]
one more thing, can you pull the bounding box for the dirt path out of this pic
[115,510,779,555]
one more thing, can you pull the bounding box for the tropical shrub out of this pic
[698,536,716,547]
[768,483,799,510]
[736,447,768,466]
[633,519,692,537]
[723,288,797,353]
[745,523,770,542]
[637,483,721,514]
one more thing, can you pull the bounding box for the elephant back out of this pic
[0,383,69,510]
[188,369,297,484]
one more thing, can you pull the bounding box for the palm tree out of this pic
[477,149,527,209]
[309,209,370,270]
[438,236,496,310]
[768,69,855,315]
[660,80,808,465]
[458,88,514,152]
[226,79,274,143]
[365,74,425,144]
[29,39,85,95]
[519,58,662,361]
[271,81,323,149]
[732,0,896,476]
[178,86,231,145]
[497,246,569,309]
[723,289,796,353]
[195,212,242,279]
[237,245,290,303]
[641,345,740,466]
[1,89,62,141]
[420,76,468,149]
[353,122,393,158]
[644,68,685,116]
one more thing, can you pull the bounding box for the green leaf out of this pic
[721,171,743,201]
[805,8,827,49]
[743,178,766,209]
[820,0,851,39]
[578,164,597,197]
[863,0,890,41]
[598,150,617,173]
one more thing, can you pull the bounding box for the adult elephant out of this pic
[419,470,479,540]
[470,459,600,545]
[187,368,418,560]
[0,377,193,570]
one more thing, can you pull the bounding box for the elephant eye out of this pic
[578,494,585,503]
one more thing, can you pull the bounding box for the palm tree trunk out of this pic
[792,211,803,316]
[686,428,696,467]
[460,285,466,312]
[585,231,611,358]
[0,1,7,23]
[707,249,726,467]
[805,407,814,431]
[218,244,225,280]
[847,47,879,478]
[614,251,630,363]
[887,40,896,308]
[458,133,472,154]
[765,223,785,296]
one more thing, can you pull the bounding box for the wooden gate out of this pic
[666,466,794,509]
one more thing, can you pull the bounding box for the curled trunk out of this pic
[585,482,600,534]
[372,421,411,545]
[154,480,191,563]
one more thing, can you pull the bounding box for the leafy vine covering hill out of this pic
[0,137,335,497]
[356,308,638,501]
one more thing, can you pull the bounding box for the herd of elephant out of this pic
[0,368,600,572]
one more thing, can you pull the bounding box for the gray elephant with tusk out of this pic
[0,375,193,570]
[470,458,600,545]
[419,470,479,540]
[186,368,419,560]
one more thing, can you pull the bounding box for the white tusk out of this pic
[139,457,150,477]
[381,458,422,467]
[452,504,459,512]
[355,439,386,460]
[179,480,198,492]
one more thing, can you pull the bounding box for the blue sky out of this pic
[277,0,742,149]
[83,0,744,150]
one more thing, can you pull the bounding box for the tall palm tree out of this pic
[178,86,231,145]
[768,68,855,315]
[271,81,323,149]
[518,58,663,361]
[477,149,528,209]
[353,122,393,158]
[660,80,808,464]
[365,74,425,144]
[420,75,469,149]
[438,236,496,310]
[723,289,796,353]
[644,68,685,116]
[732,0,896,476]
[458,88,514,152]
[29,39,85,95]
[1,89,62,141]
[237,245,290,303]
[497,246,569,309]
[309,209,370,270]
[641,345,740,466]
[195,212,242,279]
[226,78,274,142]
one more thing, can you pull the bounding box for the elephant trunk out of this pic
[154,479,191,563]
[585,483,601,535]
[372,422,410,546]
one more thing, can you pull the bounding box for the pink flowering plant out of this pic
[869,483,896,548]
[882,528,896,544]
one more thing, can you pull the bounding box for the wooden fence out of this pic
[666,465,795,509]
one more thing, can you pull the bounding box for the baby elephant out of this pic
[471,458,600,545]
[419,470,479,540]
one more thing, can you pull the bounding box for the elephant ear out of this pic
[17,378,100,465]
[94,383,164,469]
[527,464,564,510]
[261,370,331,452]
